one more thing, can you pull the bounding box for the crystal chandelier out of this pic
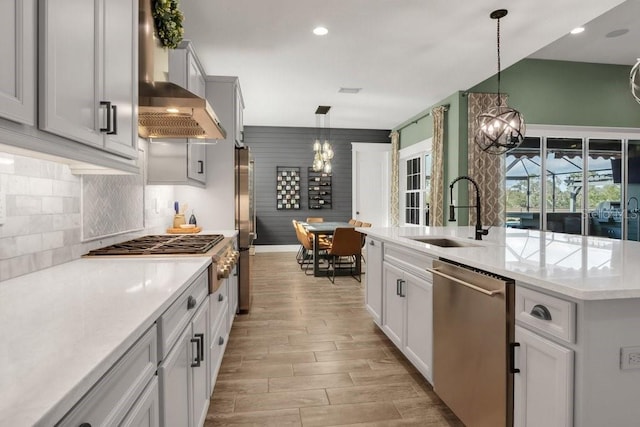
[312,106,334,173]
[475,9,526,155]
[631,58,640,105]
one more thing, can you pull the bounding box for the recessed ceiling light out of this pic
[606,29,629,38]
[339,88,362,94]
[313,26,328,36]
[570,27,585,35]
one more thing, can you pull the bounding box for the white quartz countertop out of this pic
[0,257,211,427]
[358,226,640,300]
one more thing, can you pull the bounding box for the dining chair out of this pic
[296,221,330,274]
[306,217,324,223]
[292,220,304,264]
[325,227,362,283]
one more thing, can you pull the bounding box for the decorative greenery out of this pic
[152,0,184,49]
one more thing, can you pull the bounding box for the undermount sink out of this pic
[409,237,481,248]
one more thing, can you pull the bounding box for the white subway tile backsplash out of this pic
[28,177,53,196]
[1,146,175,281]
[42,196,64,214]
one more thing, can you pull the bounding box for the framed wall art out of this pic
[276,166,301,210]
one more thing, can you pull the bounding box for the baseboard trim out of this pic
[254,244,299,253]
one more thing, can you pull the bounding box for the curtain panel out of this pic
[429,106,446,226]
[467,93,506,226]
[389,131,400,226]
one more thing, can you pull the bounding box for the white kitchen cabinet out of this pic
[382,259,433,383]
[365,237,383,325]
[39,0,138,160]
[159,298,209,427]
[206,76,244,146]
[208,275,230,395]
[514,325,573,427]
[148,41,208,186]
[121,377,160,427]
[58,326,158,427]
[0,0,36,125]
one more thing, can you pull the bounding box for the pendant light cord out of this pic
[496,16,502,107]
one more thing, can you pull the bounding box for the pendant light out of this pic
[475,9,525,155]
[311,106,334,173]
[631,58,640,105]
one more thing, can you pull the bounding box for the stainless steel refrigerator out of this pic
[235,147,255,313]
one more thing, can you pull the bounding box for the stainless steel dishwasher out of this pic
[427,259,516,427]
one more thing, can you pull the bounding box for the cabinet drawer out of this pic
[57,326,157,426]
[209,278,229,342]
[384,243,435,281]
[516,286,576,343]
[157,270,208,360]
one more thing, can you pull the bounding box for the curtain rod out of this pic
[396,104,450,130]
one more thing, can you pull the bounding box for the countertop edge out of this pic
[357,226,640,301]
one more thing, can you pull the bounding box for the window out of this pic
[505,130,633,240]
[400,139,432,226]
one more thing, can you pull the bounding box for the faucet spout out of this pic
[449,176,489,240]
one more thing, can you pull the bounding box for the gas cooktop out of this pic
[85,234,225,256]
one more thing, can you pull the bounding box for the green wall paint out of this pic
[470,59,640,127]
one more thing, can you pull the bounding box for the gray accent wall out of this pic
[244,126,390,245]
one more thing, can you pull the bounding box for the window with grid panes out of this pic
[405,157,421,225]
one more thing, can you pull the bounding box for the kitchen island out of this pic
[357,225,640,427]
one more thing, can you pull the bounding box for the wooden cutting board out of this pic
[166,226,202,234]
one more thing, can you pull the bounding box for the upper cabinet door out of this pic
[0,0,36,125]
[39,0,103,147]
[188,53,206,98]
[102,0,138,159]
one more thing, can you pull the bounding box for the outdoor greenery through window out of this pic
[506,136,623,238]
[405,157,421,225]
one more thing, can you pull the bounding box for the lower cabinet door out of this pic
[514,325,573,427]
[403,271,433,383]
[365,237,383,325]
[382,262,404,347]
[158,327,192,427]
[120,377,160,427]
[191,300,210,427]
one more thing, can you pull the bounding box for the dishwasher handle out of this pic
[426,267,503,296]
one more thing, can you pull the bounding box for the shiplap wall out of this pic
[244,126,390,245]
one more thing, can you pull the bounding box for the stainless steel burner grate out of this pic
[85,234,225,256]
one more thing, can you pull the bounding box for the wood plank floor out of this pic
[205,252,463,426]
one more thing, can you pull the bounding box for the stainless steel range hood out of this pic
[137,0,226,140]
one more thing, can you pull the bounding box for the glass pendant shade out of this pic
[475,105,526,155]
[313,139,321,151]
[323,160,332,174]
[632,58,640,105]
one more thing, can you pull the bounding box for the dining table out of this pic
[302,221,360,277]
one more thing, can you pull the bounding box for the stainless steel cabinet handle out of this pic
[399,279,406,297]
[99,101,111,133]
[198,160,204,174]
[426,267,502,296]
[195,333,204,362]
[396,279,401,296]
[530,304,552,321]
[109,104,117,135]
[99,101,117,134]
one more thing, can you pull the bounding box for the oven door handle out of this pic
[426,267,502,296]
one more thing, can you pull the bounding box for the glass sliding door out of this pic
[545,138,583,235]
[505,137,542,229]
[586,139,622,239]
[626,140,640,241]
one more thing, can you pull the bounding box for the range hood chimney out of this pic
[137,0,226,140]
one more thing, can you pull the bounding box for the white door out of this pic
[382,262,404,348]
[403,271,433,383]
[0,0,35,125]
[102,0,137,159]
[514,326,573,427]
[352,142,391,226]
[158,327,192,427]
[40,0,103,147]
[365,237,383,325]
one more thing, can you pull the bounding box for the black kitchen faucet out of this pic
[448,176,489,241]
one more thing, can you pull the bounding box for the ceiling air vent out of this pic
[338,87,362,94]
